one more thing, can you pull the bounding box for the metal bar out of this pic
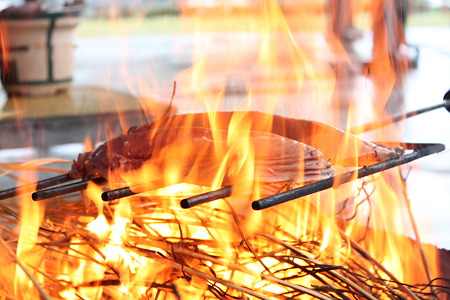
[350,89,450,134]
[32,177,107,201]
[350,103,449,134]
[101,181,164,201]
[350,103,445,134]
[0,173,74,201]
[180,186,232,209]
[102,187,136,201]
[252,143,445,210]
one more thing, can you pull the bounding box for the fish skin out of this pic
[133,111,404,167]
[70,127,334,188]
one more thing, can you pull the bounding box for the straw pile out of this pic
[0,163,448,299]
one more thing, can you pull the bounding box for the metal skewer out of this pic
[0,173,75,201]
[102,187,136,201]
[178,90,450,209]
[32,177,107,201]
[180,186,232,209]
[101,181,164,201]
[3,90,448,204]
[350,89,450,134]
[251,143,445,210]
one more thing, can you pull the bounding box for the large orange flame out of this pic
[1,0,443,299]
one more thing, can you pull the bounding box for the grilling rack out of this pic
[1,88,448,206]
[252,142,445,210]
[180,142,445,209]
[0,142,444,211]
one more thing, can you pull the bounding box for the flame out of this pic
[0,19,10,81]
[0,0,444,299]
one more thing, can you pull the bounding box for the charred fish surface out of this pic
[70,127,334,187]
[70,127,213,180]
[70,111,404,190]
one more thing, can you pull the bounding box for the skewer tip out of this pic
[180,199,191,209]
[251,201,263,210]
[31,192,39,201]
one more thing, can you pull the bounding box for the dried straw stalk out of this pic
[0,164,447,299]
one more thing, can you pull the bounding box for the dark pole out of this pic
[350,90,450,134]
[32,177,107,201]
[180,186,232,209]
[252,143,445,210]
[0,173,74,201]
[102,187,136,201]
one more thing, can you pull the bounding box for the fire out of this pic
[0,19,9,81]
[0,0,446,299]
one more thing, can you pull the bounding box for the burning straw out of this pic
[0,162,448,299]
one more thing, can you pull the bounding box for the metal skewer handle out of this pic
[350,89,450,134]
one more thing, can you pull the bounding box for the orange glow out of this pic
[0,19,10,80]
[0,0,443,299]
